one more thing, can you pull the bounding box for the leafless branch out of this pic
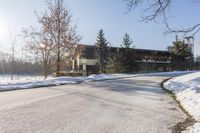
[124,0,200,34]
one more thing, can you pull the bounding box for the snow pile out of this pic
[164,72,200,132]
[0,74,135,91]
[0,76,85,91]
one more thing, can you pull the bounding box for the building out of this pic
[72,44,172,75]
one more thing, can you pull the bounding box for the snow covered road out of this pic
[0,76,188,133]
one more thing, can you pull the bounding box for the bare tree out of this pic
[124,0,200,35]
[10,30,16,80]
[23,27,53,79]
[38,0,81,76]
[23,0,81,77]
[10,31,16,80]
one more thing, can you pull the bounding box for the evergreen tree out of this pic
[106,33,137,73]
[173,40,192,57]
[172,38,193,70]
[121,33,133,48]
[95,29,109,73]
[121,33,136,72]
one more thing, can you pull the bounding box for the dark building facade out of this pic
[72,44,172,75]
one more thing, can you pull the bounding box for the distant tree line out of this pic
[0,51,43,75]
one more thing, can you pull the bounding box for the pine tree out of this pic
[121,33,136,72]
[95,29,109,73]
[173,40,192,57]
[121,33,133,48]
[172,38,193,70]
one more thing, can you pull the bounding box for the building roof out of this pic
[75,44,170,56]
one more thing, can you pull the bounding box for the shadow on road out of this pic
[85,77,167,96]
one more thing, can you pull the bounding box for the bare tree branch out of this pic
[125,0,171,22]
[124,0,200,34]
[165,22,200,36]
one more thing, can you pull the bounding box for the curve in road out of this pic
[0,76,187,133]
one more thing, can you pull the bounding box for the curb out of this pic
[160,78,196,133]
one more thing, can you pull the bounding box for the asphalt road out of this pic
[0,76,187,133]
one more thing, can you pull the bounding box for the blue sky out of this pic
[0,0,200,55]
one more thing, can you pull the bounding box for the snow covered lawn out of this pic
[164,72,200,133]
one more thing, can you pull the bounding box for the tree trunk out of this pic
[56,53,60,77]
[43,60,48,79]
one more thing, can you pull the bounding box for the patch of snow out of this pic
[86,73,135,81]
[164,72,200,132]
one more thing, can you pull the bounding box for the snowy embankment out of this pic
[0,71,194,92]
[0,76,85,91]
[0,74,135,91]
[164,72,200,133]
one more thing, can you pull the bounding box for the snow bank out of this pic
[0,74,135,91]
[164,72,200,132]
[0,71,195,92]
[86,71,195,81]
[144,71,194,77]
[0,76,85,91]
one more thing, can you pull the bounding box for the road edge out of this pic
[160,78,196,133]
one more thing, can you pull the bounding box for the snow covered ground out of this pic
[0,75,49,84]
[164,72,200,133]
